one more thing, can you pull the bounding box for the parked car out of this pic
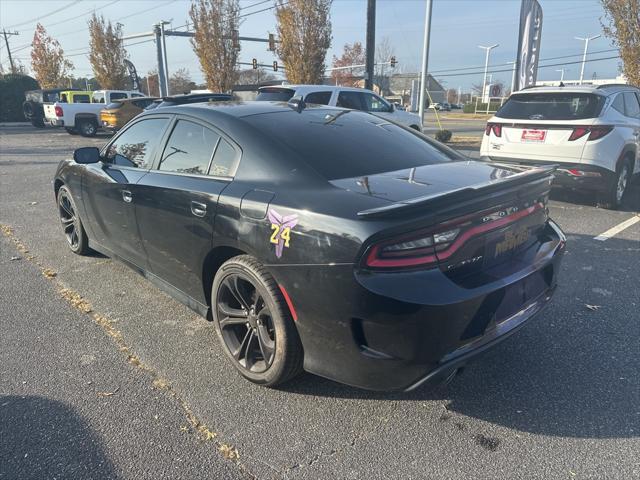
[441,102,452,111]
[54,100,565,391]
[480,84,640,208]
[100,97,158,132]
[450,103,463,110]
[256,85,423,131]
[144,93,233,110]
[23,88,79,128]
[44,90,146,136]
[429,102,442,110]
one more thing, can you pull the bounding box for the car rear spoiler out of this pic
[357,164,557,217]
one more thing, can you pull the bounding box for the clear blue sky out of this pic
[0,0,621,91]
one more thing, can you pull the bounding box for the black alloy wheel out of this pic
[212,255,303,386]
[57,186,89,255]
[78,119,97,137]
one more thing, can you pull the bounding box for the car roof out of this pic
[517,84,639,96]
[258,84,379,95]
[119,96,159,103]
[149,100,338,118]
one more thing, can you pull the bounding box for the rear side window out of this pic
[209,138,238,177]
[132,99,153,109]
[256,88,295,101]
[159,120,220,175]
[496,93,605,120]
[336,91,364,110]
[106,118,170,168]
[611,93,626,115]
[73,94,90,103]
[305,91,332,105]
[623,92,640,118]
[110,92,128,101]
[245,109,456,180]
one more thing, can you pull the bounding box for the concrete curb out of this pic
[0,122,30,128]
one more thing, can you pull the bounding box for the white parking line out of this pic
[593,215,640,241]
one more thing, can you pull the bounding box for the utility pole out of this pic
[160,21,170,95]
[556,68,567,82]
[2,29,19,74]
[418,0,433,126]
[364,0,376,91]
[507,60,516,93]
[153,24,168,96]
[478,44,499,103]
[575,34,600,85]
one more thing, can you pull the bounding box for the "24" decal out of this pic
[267,209,298,258]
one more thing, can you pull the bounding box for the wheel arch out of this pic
[74,113,98,124]
[617,144,636,172]
[202,245,248,316]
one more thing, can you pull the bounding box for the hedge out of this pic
[463,102,503,114]
[0,74,40,122]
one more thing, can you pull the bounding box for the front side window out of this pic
[255,88,295,101]
[159,120,220,175]
[132,99,153,109]
[73,94,90,103]
[106,118,170,168]
[305,91,332,105]
[336,91,364,111]
[623,92,640,119]
[362,93,391,112]
[110,92,128,101]
[92,93,105,103]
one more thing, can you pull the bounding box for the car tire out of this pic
[65,127,79,135]
[78,119,97,137]
[57,185,90,255]
[211,255,303,387]
[600,157,632,209]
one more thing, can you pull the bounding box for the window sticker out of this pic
[267,209,298,258]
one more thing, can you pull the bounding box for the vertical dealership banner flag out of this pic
[514,0,543,91]
[124,59,140,91]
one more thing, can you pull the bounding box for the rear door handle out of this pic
[122,190,133,203]
[191,201,207,218]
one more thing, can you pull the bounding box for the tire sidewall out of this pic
[79,119,97,137]
[57,186,88,254]
[211,258,293,385]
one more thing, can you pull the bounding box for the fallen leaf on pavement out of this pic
[97,387,120,397]
[42,268,57,278]
[10,256,21,261]
[585,304,601,311]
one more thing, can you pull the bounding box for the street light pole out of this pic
[418,0,433,127]
[478,44,499,103]
[575,34,600,85]
[556,68,567,82]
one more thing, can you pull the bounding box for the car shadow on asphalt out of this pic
[280,234,639,440]
[550,178,640,213]
[0,395,119,479]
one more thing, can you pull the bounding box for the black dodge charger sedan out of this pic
[54,100,566,391]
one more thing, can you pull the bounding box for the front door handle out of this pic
[191,201,207,218]
[122,190,133,203]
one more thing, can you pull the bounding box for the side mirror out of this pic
[73,146,100,164]
[389,103,395,112]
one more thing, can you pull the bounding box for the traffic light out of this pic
[390,56,397,68]
[252,58,258,70]
[268,33,276,52]
[273,61,278,72]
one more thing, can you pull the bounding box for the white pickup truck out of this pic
[44,90,145,136]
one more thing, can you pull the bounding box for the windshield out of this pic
[106,102,123,109]
[496,92,605,120]
[256,88,295,102]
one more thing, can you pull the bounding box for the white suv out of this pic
[256,85,423,131]
[480,84,640,208]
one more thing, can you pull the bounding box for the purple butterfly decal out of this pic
[268,209,298,258]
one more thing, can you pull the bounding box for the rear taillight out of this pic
[364,203,544,269]
[568,125,613,141]
[484,123,502,137]
[54,105,63,117]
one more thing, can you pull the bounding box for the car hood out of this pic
[329,160,519,204]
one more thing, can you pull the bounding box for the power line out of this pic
[45,0,122,28]
[433,55,620,79]
[240,0,272,11]
[239,2,288,19]
[4,0,82,29]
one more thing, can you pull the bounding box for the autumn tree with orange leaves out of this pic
[600,0,640,85]
[30,23,73,88]
[87,13,129,89]
[331,42,365,86]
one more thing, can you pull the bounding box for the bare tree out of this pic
[189,0,241,92]
[169,68,196,94]
[601,0,640,85]
[30,23,73,88]
[331,42,365,86]
[375,36,395,76]
[237,68,276,84]
[275,0,332,84]
[87,14,128,89]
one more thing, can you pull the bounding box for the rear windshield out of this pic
[496,92,605,120]
[106,102,123,109]
[245,108,457,180]
[256,88,295,102]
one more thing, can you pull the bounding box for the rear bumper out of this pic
[49,119,64,127]
[480,156,616,193]
[272,220,566,391]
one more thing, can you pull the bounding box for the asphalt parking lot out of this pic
[1,124,639,479]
